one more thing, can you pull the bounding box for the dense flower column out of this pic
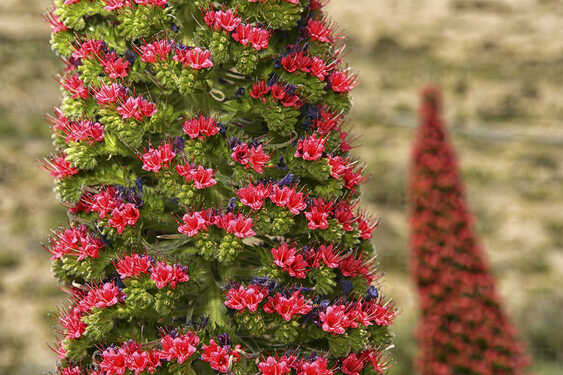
[408,87,531,375]
[45,1,395,374]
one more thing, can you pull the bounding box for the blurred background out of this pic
[1,0,562,374]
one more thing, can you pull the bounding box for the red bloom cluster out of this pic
[102,52,130,79]
[47,224,104,261]
[72,39,104,60]
[100,0,168,12]
[45,10,67,33]
[312,107,343,135]
[327,155,365,190]
[60,74,89,99]
[225,285,313,322]
[409,87,530,375]
[236,182,307,214]
[231,142,271,173]
[201,339,242,373]
[306,18,335,44]
[182,115,220,139]
[319,299,394,336]
[115,253,190,289]
[176,162,217,189]
[83,187,140,234]
[178,210,256,239]
[257,354,335,375]
[141,142,176,173]
[116,96,157,121]
[271,243,373,282]
[43,155,79,179]
[249,0,299,4]
[328,71,358,94]
[204,9,271,51]
[250,80,302,108]
[159,331,199,364]
[341,349,390,375]
[114,253,152,279]
[139,39,171,63]
[295,134,326,161]
[173,47,214,70]
[61,120,105,144]
[281,51,333,81]
[94,83,128,106]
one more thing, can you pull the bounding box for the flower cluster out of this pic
[43,155,78,179]
[204,9,271,51]
[60,120,105,144]
[117,96,157,121]
[141,142,176,173]
[410,87,530,374]
[281,51,333,81]
[176,162,217,189]
[47,224,104,261]
[178,209,256,239]
[236,182,307,214]
[115,254,190,289]
[231,141,271,173]
[183,115,220,140]
[98,0,169,12]
[250,80,302,108]
[86,187,141,234]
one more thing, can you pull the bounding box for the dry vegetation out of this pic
[0,0,561,374]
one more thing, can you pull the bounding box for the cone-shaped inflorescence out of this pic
[408,87,530,375]
[44,1,396,374]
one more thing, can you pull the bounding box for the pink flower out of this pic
[94,282,122,309]
[264,291,313,321]
[108,203,139,234]
[250,80,270,99]
[232,24,252,46]
[225,284,267,312]
[141,143,175,173]
[299,357,334,375]
[99,346,127,375]
[102,0,129,11]
[295,134,326,161]
[44,155,79,179]
[102,52,130,79]
[287,254,308,279]
[174,47,213,70]
[226,214,256,238]
[95,83,126,105]
[319,244,340,268]
[286,189,307,215]
[258,357,291,375]
[59,308,86,339]
[306,18,334,44]
[237,183,271,211]
[159,332,200,364]
[183,115,220,139]
[201,339,241,373]
[150,261,174,288]
[248,144,271,173]
[305,207,329,230]
[178,211,209,237]
[115,253,152,279]
[61,74,89,99]
[314,108,342,134]
[190,165,217,189]
[319,305,350,335]
[271,243,297,270]
[329,71,359,93]
[72,39,104,60]
[215,9,241,32]
[117,97,142,120]
[45,11,67,33]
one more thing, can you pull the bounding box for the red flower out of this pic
[102,52,130,79]
[286,189,307,214]
[334,201,356,231]
[201,339,241,373]
[72,39,104,60]
[329,71,358,93]
[250,80,270,100]
[102,0,129,11]
[271,243,297,270]
[117,97,142,121]
[178,211,209,237]
[159,332,199,364]
[306,18,334,44]
[263,291,313,321]
[258,357,291,375]
[44,155,79,179]
[319,305,349,335]
[140,40,171,63]
[314,108,342,134]
[94,83,126,105]
[287,254,308,279]
[183,115,220,139]
[61,366,82,375]
[108,203,139,234]
[174,47,214,70]
[93,282,122,309]
[189,165,217,189]
[231,143,250,165]
[248,144,271,173]
[319,244,340,268]
[299,357,334,375]
[225,284,267,312]
[45,11,67,33]
[341,353,366,375]
[310,56,331,80]
[215,9,241,32]
[115,253,152,279]
[237,183,271,211]
[305,207,329,230]
[99,346,127,375]
[141,143,175,173]
[295,134,326,161]
[357,217,376,239]
[61,74,89,99]
[226,214,256,238]
[59,308,86,339]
